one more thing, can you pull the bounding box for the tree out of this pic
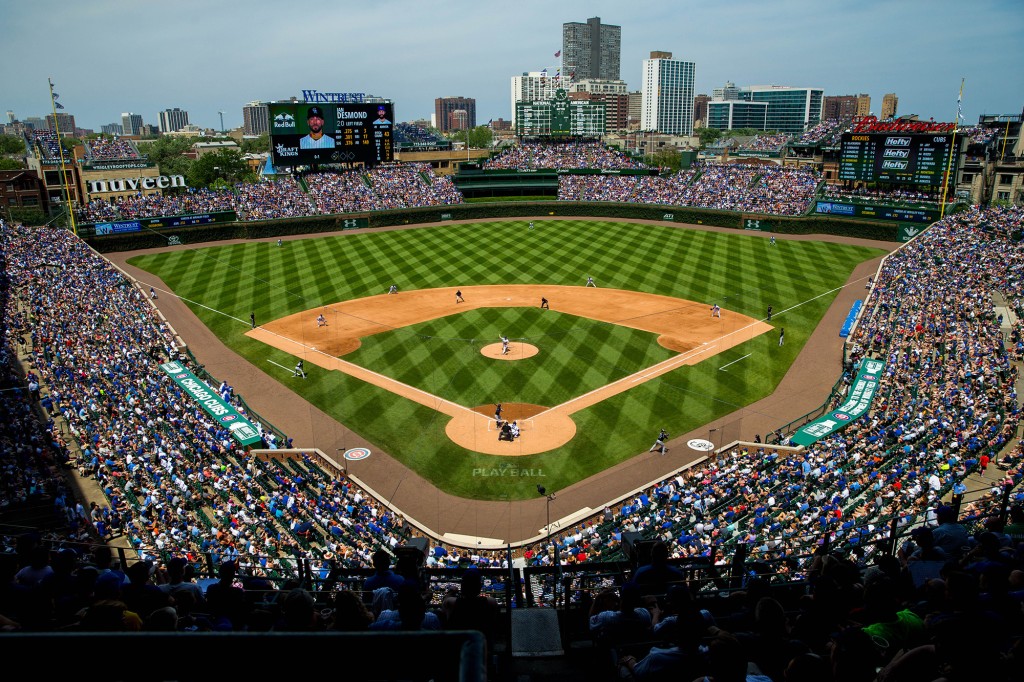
[145,136,195,178]
[450,126,493,149]
[0,134,25,154]
[187,150,249,188]
[59,137,81,154]
[0,158,24,170]
[645,148,682,173]
[696,127,722,147]
[240,134,269,154]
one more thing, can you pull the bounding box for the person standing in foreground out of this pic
[649,428,669,455]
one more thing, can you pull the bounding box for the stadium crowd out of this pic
[86,136,141,160]
[822,185,946,207]
[484,141,647,171]
[560,163,820,216]
[1,205,1023,679]
[795,119,850,146]
[738,133,790,153]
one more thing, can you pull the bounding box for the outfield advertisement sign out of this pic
[84,211,238,237]
[814,201,938,223]
[790,359,885,447]
[159,362,262,446]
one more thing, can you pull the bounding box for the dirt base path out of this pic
[249,285,771,455]
[105,217,895,545]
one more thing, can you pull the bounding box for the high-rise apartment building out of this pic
[242,101,269,136]
[562,17,621,81]
[627,91,642,129]
[823,94,870,120]
[121,112,143,136]
[881,93,898,120]
[435,97,477,133]
[510,72,562,124]
[45,112,76,135]
[158,108,190,133]
[693,94,710,127]
[641,52,696,136]
[101,123,124,136]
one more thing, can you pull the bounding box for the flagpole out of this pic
[47,77,77,236]
[939,78,964,219]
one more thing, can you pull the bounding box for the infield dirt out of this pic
[247,284,771,455]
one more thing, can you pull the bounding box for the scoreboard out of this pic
[516,88,606,137]
[268,102,393,167]
[839,132,958,186]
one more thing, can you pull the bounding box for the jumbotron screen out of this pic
[839,132,958,186]
[268,102,394,167]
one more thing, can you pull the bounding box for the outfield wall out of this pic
[82,200,920,252]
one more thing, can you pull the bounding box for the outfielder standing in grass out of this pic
[779,328,785,346]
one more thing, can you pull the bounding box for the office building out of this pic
[121,112,144,136]
[435,97,477,133]
[627,91,642,129]
[881,93,898,120]
[101,123,124,136]
[744,86,822,135]
[562,17,621,81]
[641,51,696,136]
[712,81,740,102]
[242,101,269,136]
[707,101,769,131]
[158,108,190,133]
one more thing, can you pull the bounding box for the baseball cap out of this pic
[307,106,325,119]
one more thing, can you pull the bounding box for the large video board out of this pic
[268,102,394,167]
[839,132,958,186]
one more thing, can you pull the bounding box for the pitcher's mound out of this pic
[481,342,539,360]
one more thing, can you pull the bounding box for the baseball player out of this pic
[277,239,283,247]
[455,289,465,303]
[779,328,785,346]
[766,305,773,321]
[387,284,398,294]
[250,312,255,329]
[586,276,596,288]
[294,360,306,378]
[500,335,510,355]
[316,314,327,327]
[649,428,669,455]
[769,235,776,246]
[510,421,520,439]
[711,304,721,318]
[494,402,503,423]
[149,287,157,300]
[540,297,549,310]
[529,222,535,230]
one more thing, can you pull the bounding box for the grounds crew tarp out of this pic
[789,358,885,447]
[159,361,263,446]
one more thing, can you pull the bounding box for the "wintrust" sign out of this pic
[87,175,186,193]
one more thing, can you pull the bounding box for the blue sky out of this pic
[3,0,1021,132]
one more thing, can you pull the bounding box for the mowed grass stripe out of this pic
[127,220,887,500]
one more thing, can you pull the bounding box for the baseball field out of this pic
[126,219,887,500]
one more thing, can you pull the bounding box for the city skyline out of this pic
[3,0,1022,133]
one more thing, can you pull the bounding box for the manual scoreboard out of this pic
[516,89,606,137]
[268,102,394,167]
[839,132,958,186]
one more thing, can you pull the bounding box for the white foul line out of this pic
[267,359,294,373]
[718,353,751,371]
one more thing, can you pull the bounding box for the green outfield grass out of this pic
[127,220,887,500]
